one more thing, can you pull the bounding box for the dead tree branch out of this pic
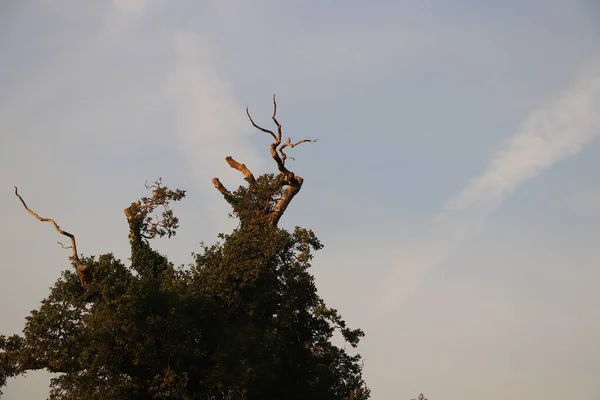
[225,157,255,184]
[278,138,318,163]
[246,105,277,142]
[211,178,232,197]
[14,186,91,288]
[213,94,317,226]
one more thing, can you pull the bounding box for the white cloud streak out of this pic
[445,71,600,217]
[379,68,600,314]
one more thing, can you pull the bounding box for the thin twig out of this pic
[278,138,317,163]
[271,94,282,143]
[246,107,277,142]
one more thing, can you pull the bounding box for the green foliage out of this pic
[1,176,369,399]
[222,173,285,228]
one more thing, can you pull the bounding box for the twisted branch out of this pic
[14,186,90,288]
[245,101,278,142]
[245,95,316,173]
[278,138,318,163]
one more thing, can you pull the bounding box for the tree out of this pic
[0,96,370,399]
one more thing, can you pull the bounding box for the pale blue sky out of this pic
[1,1,600,399]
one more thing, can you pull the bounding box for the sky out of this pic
[1,1,600,399]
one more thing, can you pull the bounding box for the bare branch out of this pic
[211,178,232,197]
[57,241,73,250]
[246,107,277,142]
[225,157,256,184]
[14,186,90,288]
[278,137,317,163]
[290,138,318,147]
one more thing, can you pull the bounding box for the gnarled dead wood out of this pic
[225,157,255,184]
[213,94,317,226]
[14,186,91,288]
[211,178,231,197]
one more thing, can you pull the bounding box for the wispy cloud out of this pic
[379,68,600,314]
[107,0,148,36]
[166,31,263,212]
[445,71,600,217]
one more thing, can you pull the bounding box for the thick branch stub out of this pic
[14,186,90,288]
[211,178,231,197]
[225,157,255,184]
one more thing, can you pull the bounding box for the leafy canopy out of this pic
[1,98,369,399]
